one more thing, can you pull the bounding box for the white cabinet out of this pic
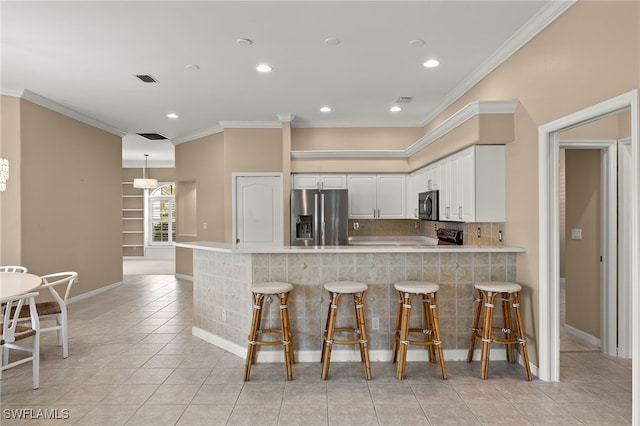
[438,156,459,220]
[438,145,505,222]
[291,174,347,190]
[347,174,406,218]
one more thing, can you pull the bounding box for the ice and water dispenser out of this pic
[294,215,313,240]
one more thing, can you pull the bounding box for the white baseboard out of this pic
[564,323,601,347]
[67,280,123,304]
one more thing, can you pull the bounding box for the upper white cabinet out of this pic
[439,145,505,222]
[347,174,406,219]
[292,174,347,190]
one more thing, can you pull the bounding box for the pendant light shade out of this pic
[133,154,158,189]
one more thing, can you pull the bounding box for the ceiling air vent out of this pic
[137,133,168,140]
[135,74,158,83]
[395,96,413,104]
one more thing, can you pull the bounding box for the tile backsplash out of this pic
[348,219,506,246]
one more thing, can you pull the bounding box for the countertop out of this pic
[176,240,525,254]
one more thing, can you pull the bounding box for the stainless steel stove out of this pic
[436,228,464,245]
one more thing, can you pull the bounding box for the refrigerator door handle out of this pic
[314,192,320,246]
[320,192,326,246]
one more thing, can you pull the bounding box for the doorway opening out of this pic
[538,89,638,422]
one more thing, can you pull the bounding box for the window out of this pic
[149,184,176,244]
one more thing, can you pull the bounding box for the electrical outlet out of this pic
[371,317,379,330]
[352,222,359,231]
[477,227,481,238]
[221,309,227,322]
[498,230,503,242]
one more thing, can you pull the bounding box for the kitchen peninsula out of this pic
[177,241,524,363]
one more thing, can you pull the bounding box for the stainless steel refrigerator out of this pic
[290,189,349,246]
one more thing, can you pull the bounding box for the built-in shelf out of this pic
[122,180,144,257]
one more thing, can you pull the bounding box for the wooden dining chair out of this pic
[0,266,28,273]
[1,292,40,389]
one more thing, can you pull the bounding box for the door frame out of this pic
[538,90,638,423]
[232,172,284,246]
[559,140,617,356]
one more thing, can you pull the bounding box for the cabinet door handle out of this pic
[373,208,376,218]
[377,209,380,218]
[459,206,462,219]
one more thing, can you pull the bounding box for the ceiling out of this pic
[1,1,574,167]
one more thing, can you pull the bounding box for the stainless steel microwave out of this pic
[418,190,439,221]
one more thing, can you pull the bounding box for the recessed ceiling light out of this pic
[423,59,440,68]
[237,38,253,46]
[390,106,402,112]
[325,37,340,46]
[320,106,332,112]
[256,64,272,73]
[409,39,425,47]
[185,64,200,71]
[167,113,179,119]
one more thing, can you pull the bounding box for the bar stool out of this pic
[320,281,372,380]
[391,281,447,380]
[467,281,532,380]
[244,282,294,381]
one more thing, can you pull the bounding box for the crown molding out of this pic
[277,113,295,123]
[20,89,127,137]
[219,121,282,129]
[292,120,423,129]
[1,89,24,97]
[291,150,407,159]
[171,126,224,144]
[419,0,575,128]
[291,100,518,159]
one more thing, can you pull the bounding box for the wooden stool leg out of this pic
[354,291,372,380]
[321,292,340,380]
[427,292,447,379]
[512,292,532,381]
[391,293,403,364]
[480,291,497,379]
[278,291,294,381]
[422,294,436,362]
[396,292,413,380]
[320,293,333,365]
[501,292,515,363]
[467,290,483,362]
[244,293,265,381]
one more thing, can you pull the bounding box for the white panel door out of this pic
[235,175,283,245]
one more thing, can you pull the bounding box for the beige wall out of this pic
[564,149,601,338]
[175,132,226,276]
[222,128,283,243]
[18,99,122,297]
[0,96,22,264]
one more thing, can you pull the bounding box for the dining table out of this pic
[0,272,42,299]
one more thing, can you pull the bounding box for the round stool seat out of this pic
[251,282,294,294]
[394,281,439,294]
[475,281,521,293]
[324,281,368,293]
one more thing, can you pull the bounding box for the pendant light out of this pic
[133,154,158,189]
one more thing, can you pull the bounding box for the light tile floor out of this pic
[0,275,632,425]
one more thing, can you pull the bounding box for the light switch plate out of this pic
[571,228,582,240]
